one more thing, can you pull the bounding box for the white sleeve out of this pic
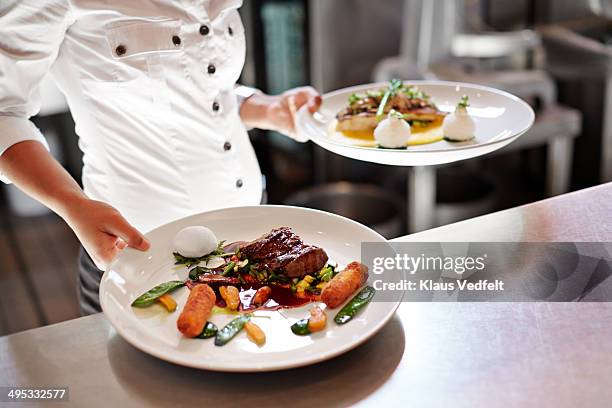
[0,0,73,181]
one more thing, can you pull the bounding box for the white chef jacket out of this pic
[0,0,262,233]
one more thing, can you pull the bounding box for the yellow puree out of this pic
[331,118,444,148]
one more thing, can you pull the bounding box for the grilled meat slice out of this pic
[239,227,328,278]
[336,90,446,132]
[185,275,241,290]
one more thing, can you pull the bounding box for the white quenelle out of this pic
[173,226,218,258]
[443,95,476,142]
[374,110,412,148]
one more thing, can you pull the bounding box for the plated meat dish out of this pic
[330,79,477,149]
[131,226,375,347]
[239,227,329,278]
[336,79,446,136]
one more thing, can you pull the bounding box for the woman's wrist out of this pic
[52,188,89,221]
[239,92,279,130]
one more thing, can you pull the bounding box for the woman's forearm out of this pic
[238,87,321,139]
[0,140,86,218]
[239,92,276,130]
[0,140,149,268]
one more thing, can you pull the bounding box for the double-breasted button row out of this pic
[115,34,182,56]
[115,24,233,57]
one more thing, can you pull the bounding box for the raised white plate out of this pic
[100,206,400,372]
[296,80,535,166]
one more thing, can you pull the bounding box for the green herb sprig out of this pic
[376,79,404,121]
[173,240,234,268]
[458,95,470,109]
[189,266,211,280]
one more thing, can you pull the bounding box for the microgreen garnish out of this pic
[189,266,211,280]
[348,93,361,104]
[376,78,404,121]
[388,109,404,120]
[458,95,470,109]
[173,240,233,268]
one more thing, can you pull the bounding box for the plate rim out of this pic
[298,80,535,154]
[100,205,402,372]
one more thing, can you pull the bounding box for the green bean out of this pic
[198,322,218,339]
[131,281,184,307]
[222,261,236,277]
[214,315,251,346]
[290,318,311,335]
[334,286,376,324]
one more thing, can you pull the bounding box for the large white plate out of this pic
[100,206,400,372]
[296,80,535,166]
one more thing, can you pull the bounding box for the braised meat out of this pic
[336,84,446,132]
[239,227,328,278]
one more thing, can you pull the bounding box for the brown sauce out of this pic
[186,276,314,312]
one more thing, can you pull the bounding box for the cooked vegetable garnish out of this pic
[189,266,210,280]
[215,314,251,346]
[219,285,240,311]
[244,321,266,346]
[334,286,376,324]
[198,322,218,339]
[222,261,236,277]
[132,280,185,307]
[318,265,335,282]
[307,306,327,333]
[291,318,311,336]
[156,293,177,312]
[290,306,328,336]
[251,286,271,307]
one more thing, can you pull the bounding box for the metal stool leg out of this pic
[602,76,612,182]
[408,166,437,233]
[546,137,573,196]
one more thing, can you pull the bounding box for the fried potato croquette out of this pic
[177,284,216,338]
[321,262,368,308]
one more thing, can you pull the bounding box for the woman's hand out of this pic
[0,141,149,270]
[64,197,150,270]
[239,86,322,141]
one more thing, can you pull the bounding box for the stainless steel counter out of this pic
[2,183,611,407]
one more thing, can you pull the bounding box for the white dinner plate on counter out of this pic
[100,205,400,372]
[296,80,535,166]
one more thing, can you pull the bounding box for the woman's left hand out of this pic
[240,86,322,142]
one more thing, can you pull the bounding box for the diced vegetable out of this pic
[156,293,177,312]
[198,322,218,339]
[219,286,240,311]
[334,286,376,325]
[251,286,271,307]
[244,321,266,346]
[307,306,327,333]
[318,266,334,282]
[290,318,310,336]
[131,280,185,307]
[222,261,236,277]
[215,315,251,346]
[316,281,328,291]
[296,275,314,295]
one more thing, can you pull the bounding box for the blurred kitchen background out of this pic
[1,0,611,334]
